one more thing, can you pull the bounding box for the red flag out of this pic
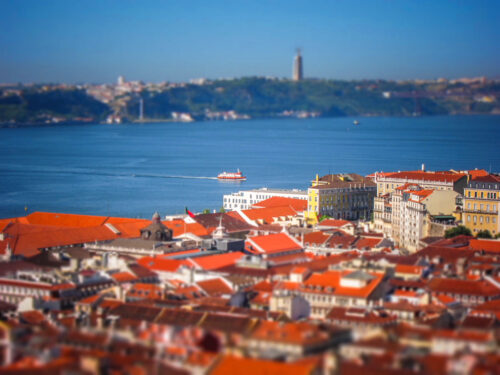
[185,207,196,219]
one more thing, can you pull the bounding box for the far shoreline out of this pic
[1,112,498,129]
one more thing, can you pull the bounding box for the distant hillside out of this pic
[0,88,110,125]
[1,78,498,125]
[126,78,499,120]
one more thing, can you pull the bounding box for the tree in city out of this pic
[476,229,493,239]
[444,225,472,238]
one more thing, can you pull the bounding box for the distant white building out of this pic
[223,188,307,211]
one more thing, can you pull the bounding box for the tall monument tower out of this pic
[293,49,303,81]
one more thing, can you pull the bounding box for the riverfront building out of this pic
[223,188,307,211]
[462,174,500,235]
[306,173,376,224]
[374,168,468,196]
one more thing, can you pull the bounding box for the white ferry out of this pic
[217,169,246,181]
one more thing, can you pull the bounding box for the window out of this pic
[467,215,470,222]
[493,217,497,224]
[467,203,471,209]
[473,216,477,223]
[486,217,490,223]
[479,216,483,223]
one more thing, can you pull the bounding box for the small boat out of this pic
[217,169,246,181]
[353,120,360,125]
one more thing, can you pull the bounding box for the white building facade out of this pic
[223,188,307,211]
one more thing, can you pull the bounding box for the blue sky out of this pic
[0,0,498,83]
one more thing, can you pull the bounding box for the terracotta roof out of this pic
[382,171,466,183]
[318,219,352,227]
[210,355,318,375]
[251,196,307,211]
[470,173,500,182]
[193,212,254,233]
[467,239,500,253]
[355,237,383,250]
[246,233,302,255]
[163,219,211,237]
[199,312,253,334]
[111,271,138,283]
[248,280,274,292]
[229,206,298,225]
[187,251,245,270]
[19,310,46,325]
[24,212,109,227]
[303,231,330,246]
[197,278,233,296]
[136,256,188,272]
[395,264,424,275]
[433,329,494,342]
[302,270,384,299]
[325,232,357,249]
[250,320,329,346]
[127,283,163,299]
[428,278,500,297]
[326,307,396,326]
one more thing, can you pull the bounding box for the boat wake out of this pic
[2,167,218,181]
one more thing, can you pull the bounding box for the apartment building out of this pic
[462,174,500,235]
[306,173,376,224]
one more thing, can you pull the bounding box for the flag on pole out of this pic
[185,207,196,219]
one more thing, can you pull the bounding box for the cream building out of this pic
[391,185,459,252]
[306,173,376,224]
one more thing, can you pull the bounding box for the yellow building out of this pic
[463,175,500,235]
[306,173,376,224]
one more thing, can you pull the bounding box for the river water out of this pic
[1,115,499,219]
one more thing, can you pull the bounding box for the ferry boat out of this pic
[217,169,246,181]
[353,120,360,125]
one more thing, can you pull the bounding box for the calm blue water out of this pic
[1,115,499,219]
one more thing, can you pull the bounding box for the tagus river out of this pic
[1,115,499,219]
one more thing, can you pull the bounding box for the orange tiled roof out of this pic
[428,278,500,297]
[232,206,298,224]
[136,256,188,272]
[163,219,210,237]
[111,271,138,283]
[247,233,302,254]
[210,355,318,375]
[251,320,329,345]
[127,283,163,298]
[187,251,245,270]
[384,171,466,183]
[303,231,330,246]
[251,196,307,211]
[467,239,500,253]
[325,233,357,249]
[24,212,109,227]
[395,264,424,275]
[355,237,383,250]
[318,219,352,227]
[302,270,384,299]
[197,278,233,296]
